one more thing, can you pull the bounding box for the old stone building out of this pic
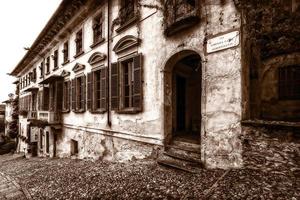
[9,0,246,169]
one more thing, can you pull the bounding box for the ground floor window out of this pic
[279,65,300,100]
[70,139,79,156]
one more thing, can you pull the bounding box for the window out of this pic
[46,131,50,154]
[39,61,44,78]
[62,41,69,64]
[38,87,49,111]
[53,50,58,70]
[32,68,37,82]
[111,54,142,112]
[87,68,107,112]
[71,75,86,112]
[75,29,83,57]
[39,129,43,149]
[278,65,300,100]
[70,139,78,156]
[92,14,103,46]
[63,81,70,112]
[46,56,50,74]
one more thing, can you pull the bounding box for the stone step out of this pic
[166,144,201,161]
[163,151,202,165]
[169,139,201,153]
[157,152,202,173]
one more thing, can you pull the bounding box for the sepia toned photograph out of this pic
[0,0,299,199]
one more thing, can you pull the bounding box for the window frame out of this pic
[91,13,105,48]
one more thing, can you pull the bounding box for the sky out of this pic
[0,0,62,102]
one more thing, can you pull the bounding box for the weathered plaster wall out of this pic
[56,125,159,161]
[261,52,300,121]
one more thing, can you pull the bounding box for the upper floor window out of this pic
[32,68,37,83]
[62,41,69,64]
[92,14,104,46]
[278,65,300,100]
[39,61,44,78]
[53,50,58,70]
[46,56,50,74]
[75,29,84,57]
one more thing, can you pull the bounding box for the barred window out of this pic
[278,65,300,100]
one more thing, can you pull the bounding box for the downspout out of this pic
[107,0,111,126]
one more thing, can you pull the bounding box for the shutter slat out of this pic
[111,63,119,110]
[87,72,93,111]
[43,87,49,111]
[71,79,76,111]
[133,54,143,111]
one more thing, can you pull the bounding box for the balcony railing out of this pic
[164,0,200,36]
[38,111,61,124]
[28,111,37,120]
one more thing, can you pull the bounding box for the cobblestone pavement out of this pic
[0,172,27,200]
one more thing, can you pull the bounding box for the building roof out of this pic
[9,0,86,76]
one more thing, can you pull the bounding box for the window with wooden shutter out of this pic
[132,54,143,111]
[63,81,70,112]
[116,54,143,113]
[49,83,55,111]
[43,87,49,111]
[87,72,93,111]
[56,80,63,111]
[71,79,76,111]
[111,63,119,110]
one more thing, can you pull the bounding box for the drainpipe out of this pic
[107,0,111,127]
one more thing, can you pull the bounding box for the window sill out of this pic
[90,109,106,114]
[115,15,138,33]
[45,72,50,75]
[73,109,85,113]
[116,108,141,114]
[53,67,59,71]
[62,109,70,113]
[62,60,70,66]
[90,38,105,49]
[74,51,85,59]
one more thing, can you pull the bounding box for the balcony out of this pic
[164,0,200,36]
[38,111,61,124]
[28,111,37,120]
[116,3,138,33]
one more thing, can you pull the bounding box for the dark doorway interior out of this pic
[172,54,201,143]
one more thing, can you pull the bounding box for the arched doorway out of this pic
[164,50,202,145]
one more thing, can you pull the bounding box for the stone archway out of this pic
[163,50,202,145]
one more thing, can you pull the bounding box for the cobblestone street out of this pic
[0,172,27,200]
[0,153,299,200]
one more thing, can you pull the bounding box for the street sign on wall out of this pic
[206,30,240,54]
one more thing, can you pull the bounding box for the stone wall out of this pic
[242,125,300,173]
